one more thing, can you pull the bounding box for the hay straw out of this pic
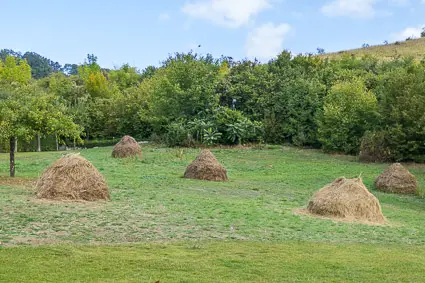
[36,154,110,201]
[184,150,228,182]
[307,177,385,224]
[112,136,142,158]
[375,163,418,194]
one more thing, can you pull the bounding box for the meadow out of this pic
[320,37,425,61]
[1,146,425,282]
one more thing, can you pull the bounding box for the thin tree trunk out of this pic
[37,134,41,152]
[55,134,59,151]
[73,138,76,150]
[10,137,16,177]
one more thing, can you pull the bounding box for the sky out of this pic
[1,0,424,69]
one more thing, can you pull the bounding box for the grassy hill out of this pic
[320,37,425,61]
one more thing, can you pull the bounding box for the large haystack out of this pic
[36,153,110,201]
[112,136,142,158]
[184,150,228,181]
[375,163,418,194]
[307,177,385,224]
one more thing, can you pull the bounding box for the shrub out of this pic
[373,66,425,162]
[165,121,195,147]
[359,131,391,162]
[318,79,378,154]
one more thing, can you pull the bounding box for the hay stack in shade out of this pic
[36,154,110,201]
[184,150,228,181]
[375,163,418,194]
[307,177,385,224]
[112,135,142,158]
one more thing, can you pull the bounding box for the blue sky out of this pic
[1,0,424,69]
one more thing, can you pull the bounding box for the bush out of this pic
[212,107,263,145]
[318,79,377,154]
[373,66,425,162]
[358,131,391,162]
[165,121,196,147]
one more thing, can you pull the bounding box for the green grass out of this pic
[1,146,425,282]
[320,37,425,61]
[1,241,425,282]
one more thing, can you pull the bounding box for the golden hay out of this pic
[112,136,142,158]
[307,177,385,224]
[184,150,228,181]
[36,154,110,201]
[375,163,418,194]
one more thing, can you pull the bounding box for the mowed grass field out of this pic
[1,146,425,282]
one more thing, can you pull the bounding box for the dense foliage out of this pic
[2,48,425,162]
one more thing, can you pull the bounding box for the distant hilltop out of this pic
[319,37,425,61]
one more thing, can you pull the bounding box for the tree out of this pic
[0,55,32,85]
[78,54,111,98]
[0,86,83,177]
[421,27,425,38]
[22,52,62,79]
[109,64,142,91]
[148,52,221,130]
[63,63,79,75]
[317,48,325,55]
[317,79,377,154]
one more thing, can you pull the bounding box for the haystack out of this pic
[112,136,142,158]
[36,154,110,201]
[184,150,228,181]
[307,177,385,224]
[375,163,418,194]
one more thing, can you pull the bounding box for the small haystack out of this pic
[112,136,142,158]
[307,177,385,224]
[184,150,228,181]
[36,153,110,201]
[375,163,418,194]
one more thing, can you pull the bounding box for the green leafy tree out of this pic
[109,64,142,91]
[22,52,62,79]
[78,54,110,98]
[0,55,32,86]
[371,65,425,161]
[0,87,83,176]
[317,79,377,154]
[148,52,221,130]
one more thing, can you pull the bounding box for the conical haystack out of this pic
[375,163,418,194]
[36,154,110,201]
[307,177,385,224]
[112,136,142,158]
[184,150,228,181]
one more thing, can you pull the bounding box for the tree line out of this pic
[2,48,425,166]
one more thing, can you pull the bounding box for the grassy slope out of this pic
[320,37,425,60]
[1,146,425,282]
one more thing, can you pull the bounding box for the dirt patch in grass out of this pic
[0,176,36,187]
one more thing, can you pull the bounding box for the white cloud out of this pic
[245,23,291,60]
[321,0,377,18]
[321,0,413,18]
[392,25,424,40]
[182,0,271,28]
[158,13,170,21]
[390,0,409,5]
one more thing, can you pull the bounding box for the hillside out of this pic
[320,37,425,60]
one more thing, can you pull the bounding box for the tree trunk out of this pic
[37,134,41,152]
[55,134,59,151]
[10,137,16,177]
[73,138,76,150]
